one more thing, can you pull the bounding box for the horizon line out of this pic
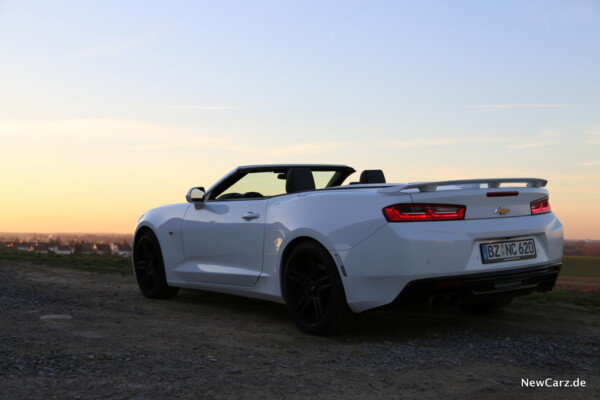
[0,232,598,241]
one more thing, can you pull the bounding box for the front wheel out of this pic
[283,241,351,336]
[133,231,179,299]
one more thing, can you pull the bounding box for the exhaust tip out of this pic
[540,279,556,292]
[444,293,459,307]
[428,295,443,308]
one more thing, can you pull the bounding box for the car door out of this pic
[179,198,267,286]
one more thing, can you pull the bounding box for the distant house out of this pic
[113,243,132,257]
[51,245,73,255]
[0,241,12,249]
[16,242,34,251]
[564,240,600,256]
[95,243,112,256]
[33,243,50,254]
[80,243,94,255]
[564,240,586,256]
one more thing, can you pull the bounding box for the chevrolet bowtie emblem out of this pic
[495,207,511,215]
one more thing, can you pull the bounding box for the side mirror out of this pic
[185,187,206,203]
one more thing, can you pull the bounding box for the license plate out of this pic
[480,239,537,264]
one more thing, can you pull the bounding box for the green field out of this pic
[561,256,600,278]
[0,249,131,275]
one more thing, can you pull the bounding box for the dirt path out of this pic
[1,261,599,400]
[556,276,600,292]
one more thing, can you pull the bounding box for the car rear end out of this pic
[337,179,563,313]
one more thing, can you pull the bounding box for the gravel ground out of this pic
[1,261,599,400]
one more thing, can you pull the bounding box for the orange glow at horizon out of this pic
[0,124,598,240]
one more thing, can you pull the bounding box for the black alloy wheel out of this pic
[133,231,179,299]
[283,241,350,336]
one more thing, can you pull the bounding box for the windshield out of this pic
[210,167,352,200]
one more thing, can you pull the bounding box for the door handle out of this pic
[242,212,260,220]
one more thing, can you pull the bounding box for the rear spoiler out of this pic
[380,178,548,193]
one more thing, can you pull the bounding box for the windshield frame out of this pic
[206,164,356,201]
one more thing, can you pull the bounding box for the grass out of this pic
[561,256,600,278]
[526,256,600,308]
[0,249,131,275]
[521,289,600,308]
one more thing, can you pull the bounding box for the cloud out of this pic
[382,137,504,149]
[540,130,562,137]
[583,126,600,135]
[379,132,563,151]
[1,118,355,159]
[78,32,157,57]
[263,142,345,157]
[169,106,236,110]
[581,126,600,145]
[509,131,564,149]
[508,141,559,149]
[0,124,19,133]
[468,104,570,109]
[0,118,178,141]
[134,136,246,152]
[0,118,248,154]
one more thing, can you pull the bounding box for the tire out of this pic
[283,241,351,336]
[459,296,514,314]
[133,231,179,299]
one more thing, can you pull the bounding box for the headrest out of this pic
[359,169,386,184]
[286,168,316,193]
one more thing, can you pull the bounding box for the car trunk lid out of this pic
[379,178,549,220]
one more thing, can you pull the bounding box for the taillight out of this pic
[383,203,466,222]
[531,197,551,215]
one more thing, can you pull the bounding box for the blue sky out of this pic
[1,0,599,237]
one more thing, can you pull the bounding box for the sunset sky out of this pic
[1,1,599,239]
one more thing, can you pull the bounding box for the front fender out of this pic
[134,204,190,280]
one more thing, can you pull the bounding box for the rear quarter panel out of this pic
[261,189,411,298]
[264,189,412,253]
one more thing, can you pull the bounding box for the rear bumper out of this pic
[385,263,561,309]
[336,212,563,312]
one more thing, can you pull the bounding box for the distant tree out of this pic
[74,242,82,256]
[48,237,63,247]
[585,244,600,257]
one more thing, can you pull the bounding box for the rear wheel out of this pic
[283,241,350,336]
[133,231,179,299]
[459,296,514,314]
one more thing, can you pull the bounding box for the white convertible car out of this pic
[133,164,563,335]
